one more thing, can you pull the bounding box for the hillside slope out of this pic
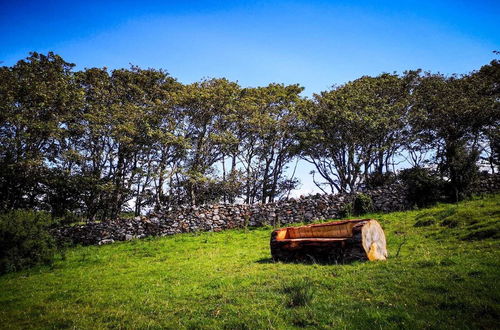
[1,195,499,329]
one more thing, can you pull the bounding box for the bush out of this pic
[365,172,397,189]
[399,167,445,207]
[439,145,480,202]
[57,210,85,226]
[353,193,373,216]
[0,210,57,274]
[339,202,353,218]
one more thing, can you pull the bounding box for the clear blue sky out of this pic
[2,0,499,95]
[1,0,499,195]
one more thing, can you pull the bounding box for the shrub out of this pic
[353,193,373,216]
[399,167,445,207]
[439,145,480,202]
[0,210,57,274]
[339,202,353,218]
[365,172,397,189]
[57,210,85,226]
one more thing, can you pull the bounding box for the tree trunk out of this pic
[270,219,387,263]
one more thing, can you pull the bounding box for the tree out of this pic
[179,78,241,205]
[0,52,82,212]
[476,57,500,173]
[298,74,409,193]
[411,71,496,200]
[239,84,303,203]
[2,51,498,221]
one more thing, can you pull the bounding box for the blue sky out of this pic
[1,0,499,195]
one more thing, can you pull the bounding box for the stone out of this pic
[98,239,114,245]
[52,174,500,247]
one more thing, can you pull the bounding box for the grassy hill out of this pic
[1,195,499,329]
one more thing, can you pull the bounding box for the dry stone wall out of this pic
[55,174,499,246]
[473,173,500,195]
[55,183,408,245]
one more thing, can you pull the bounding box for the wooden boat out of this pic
[270,219,387,263]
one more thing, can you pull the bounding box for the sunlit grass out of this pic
[1,194,499,329]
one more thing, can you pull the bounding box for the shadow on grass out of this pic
[255,256,350,265]
[255,257,274,264]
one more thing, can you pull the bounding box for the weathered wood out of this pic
[270,219,387,263]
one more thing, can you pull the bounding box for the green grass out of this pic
[1,195,499,329]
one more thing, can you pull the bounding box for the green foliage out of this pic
[441,145,480,201]
[365,171,398,189]
[0,52,82,211]
[0,210,57,274]
[0,51,498,220]
[353,193,374,216]
[0,195,499,329]
[477,59,500,171]
[399,167,445,207]
[340,193,373,218]
[339,201,354,218]
[411,72,495,201]
[298,73,411,193]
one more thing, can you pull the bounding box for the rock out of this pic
[98,239,114,245]
[55,175,499,246]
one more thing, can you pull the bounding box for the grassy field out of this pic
[1,195,499,329]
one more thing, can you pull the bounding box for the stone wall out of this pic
[473,172,500,195]
[55,183,409,245]
[54,174,499,246]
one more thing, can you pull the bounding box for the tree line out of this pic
[0,52,498,221]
